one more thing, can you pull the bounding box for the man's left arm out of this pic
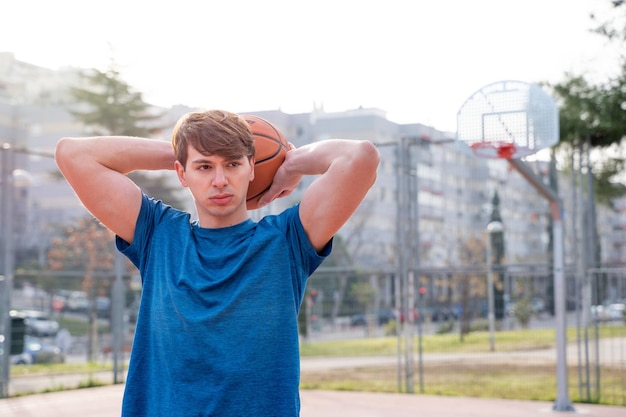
[259,139,379,252]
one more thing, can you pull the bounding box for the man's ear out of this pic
[249,157,255,182]
[175,160,188,187]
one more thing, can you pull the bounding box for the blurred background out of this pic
[0,0,624,408]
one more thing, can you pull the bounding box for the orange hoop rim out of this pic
[468,141,534,160]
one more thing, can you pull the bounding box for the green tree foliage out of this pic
[548,0,626,202]
[70,67,162,137]
[553,75,624,148]
[511,295,533,329]
[488,192,505,320]
[350,281,376,312]
[551,77,626,203]
[62,63,191,359]
[70,64,187,209]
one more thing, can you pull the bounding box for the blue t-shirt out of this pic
[116,194,331,416]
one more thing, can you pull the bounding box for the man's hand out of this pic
[258,143,301,207]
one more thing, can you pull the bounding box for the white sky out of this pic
[1,0,621,132]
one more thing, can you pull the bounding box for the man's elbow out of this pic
[55,137,67,163]
[357,140,380,182]
[55,137,79,170]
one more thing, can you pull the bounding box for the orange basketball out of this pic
[243,115,289,210]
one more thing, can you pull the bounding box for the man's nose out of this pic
[213,167,228,186]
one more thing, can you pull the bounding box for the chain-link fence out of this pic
[8,268,134,393]
[576,268,626,406]
[299,265,625,406]
[6,265,626,406]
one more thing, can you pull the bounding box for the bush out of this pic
[512,297,533,328]
[470,320,489,332]
[436,321,454,334]
[383,320,397,336]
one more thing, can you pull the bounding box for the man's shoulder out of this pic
[139,193,191,224]
[259,204,300,228]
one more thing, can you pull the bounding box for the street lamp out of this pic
[486,220,503,352]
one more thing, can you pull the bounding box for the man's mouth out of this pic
[211,194,233,205]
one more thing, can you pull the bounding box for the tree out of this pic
[69,63,187,209]
[300,235,354,339]
[511,295,533,329]
[457,236,487,341]
[350,280,377,335]
[551,75,626,202]
[58,62,188,360]
[307,200,376,325]
[488,191,506,320]
[70,62,162,137]
[47,216,120,361]
[546,0,625,313]
[548,0,625,203]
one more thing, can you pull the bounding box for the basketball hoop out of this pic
[455,80,572,413]
[456,80,558,160]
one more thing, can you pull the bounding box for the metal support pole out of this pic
[377,137,450,395]
[404,269,414,393]
[486,233,496,352]
[392,142,404,393]
[373,141,404,392]
[416,285,424,393]
[399,136,414,393]
[394,271,402,392]
[112,249,126,384]
[0,144,14,398]
[551,204,575,412]
[508,158,574,412]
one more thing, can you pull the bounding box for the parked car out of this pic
[19,310,60,337]
[592,302,625,322]
[11,350,33,365]
[606,303,625,321]
[531,297,546,313]
[95,296,111,318]
[0,335,64,365]
[430,307,458,322]
[127,297,141,323]
[65,291,90,312]
[23,336,65,364]
[350,313,367,326]
[351,308,398,326]
[0,339,33,365]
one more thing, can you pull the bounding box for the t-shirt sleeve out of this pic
[275,204,333,276]
[115,193,160,271]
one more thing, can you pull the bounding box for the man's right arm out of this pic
[55,136,177,244]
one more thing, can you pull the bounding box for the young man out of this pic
[55,109,379,416]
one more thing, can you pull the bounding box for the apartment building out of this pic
[0,52,624,274]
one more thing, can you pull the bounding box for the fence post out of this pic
[0,144,15,398]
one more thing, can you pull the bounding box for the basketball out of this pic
[243,115,289,210]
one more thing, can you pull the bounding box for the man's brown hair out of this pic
[171,110,255,168]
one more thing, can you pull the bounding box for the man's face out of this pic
[175,144,255,227]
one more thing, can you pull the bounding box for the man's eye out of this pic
[199,165,211,170]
